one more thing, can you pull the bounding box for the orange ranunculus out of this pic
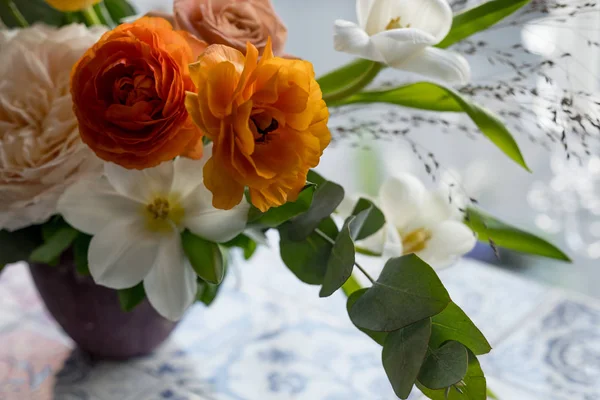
[71,17,208,169]
[185,39,331,212]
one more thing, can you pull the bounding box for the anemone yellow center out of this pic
[401,228,432,255]
[386,17,410,30]
[143,196,185,232]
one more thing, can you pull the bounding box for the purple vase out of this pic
[28,252,177,360]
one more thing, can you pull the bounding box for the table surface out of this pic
[1,238,599,400]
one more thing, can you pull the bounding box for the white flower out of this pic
[0,24,107,231]
[342,174,476,268]
[333,0,471,84]
[57,148,250,321]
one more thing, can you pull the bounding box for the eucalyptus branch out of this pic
[314,228,376,284]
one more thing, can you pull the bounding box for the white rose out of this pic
[0,24,107,231]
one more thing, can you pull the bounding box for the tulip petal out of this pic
[88,218,159,290]
[369,28,437,68]
[357,0,375,29]
[397,47,471,84]
[171,145,212,199]
[144,228,197,321]
[105,161,175,203]
[183,184,249,243]
[58,178,141,236]
[416,220,476,267]
[333,20,384,63]
[379,174,427,233]
[365,0,452,41]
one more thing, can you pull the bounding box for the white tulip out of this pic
[57,147,250,321]
[333,0,471,84]
[342,174,476,268]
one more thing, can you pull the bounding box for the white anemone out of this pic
[342,174,476,268]
[333,0,471,84]
[57,148,249,321]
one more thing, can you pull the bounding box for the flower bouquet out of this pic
[0,0,572,398]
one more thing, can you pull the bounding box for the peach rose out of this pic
[174,0,287,56]
[0,24,106,231]
[70,17,207,170]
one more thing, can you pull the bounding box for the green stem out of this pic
[81,6,102,26]
[93,2,115,27]
[4,0,28,27]
[314,228,376,285]
[342,274,363,296]
[322,62,384,105]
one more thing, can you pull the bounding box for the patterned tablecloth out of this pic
[1,237,599,400]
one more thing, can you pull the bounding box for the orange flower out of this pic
[71,17,208,169]
[186,40,331,211]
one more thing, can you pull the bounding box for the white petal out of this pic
[171,144,212,199]
[417,220,476,267]
[370,28,437,68]
[143,229,197,321]
[396,47,471,84]
[382,223,404,259]
[333,20,385,63]
[58,177,141,235]
[104,161,175,203]
[357,0,375,29]
[355,223,386,255]
[379,174,427,232]
[366,0,452,41]
[88,218,159,289]
[182,184,249,243]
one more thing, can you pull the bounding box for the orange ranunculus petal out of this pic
[206,62,237,119]
[190,44,245,87]
[204,156,245,209]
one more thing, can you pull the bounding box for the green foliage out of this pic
[118,283,146,312]
[0,0,63,27]
[346,289,388,345]
[30,219,78,265]
[349,198,385,241]
[349,255,450,332]
[418,350,487,400]
[0,226,42,267]
[287,180,345,241]
[465,207,571,261]
[223,234,258,260]
[331,82,529,171]
[430,302,491,356]
[73,233,92,276]
[418,341,469,390]
[279,217,338,285]
[319,217,356,297]
[181,231,224,285]
[438,0,531,49]
[248,185,316,228]
[383,318,432,399]
[103,0,136,23]
[196,279,221,306]
[317,59,380,96]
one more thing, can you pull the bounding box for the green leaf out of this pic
[430,302,491,356]
[437,0,531,49]
[317,59,378,96]
[249,184,316,228]
[103,0,136,23]
[349,198,385,241]
[279,217,339,285]
[346,289,388,345]
[418,350,487,400]
[418,341,469,390]
[30,224,78,264]
[349,254,450,332]
[118,283,146,312]
[288,180,345,241]
[465,207,571,261]
[0,226,42,266]
[73,234,92,276]
[181,231,224,284]
[383,318,432,399]
[307,170,326,186]
[0,0,63,27]
[196,279,220,306]
[487,387,500,400]
[320,217,356,297]
[332,82,529,171]
[223,234,257,260]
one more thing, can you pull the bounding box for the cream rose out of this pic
[173,0,287,55]
[0,24,107,231]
